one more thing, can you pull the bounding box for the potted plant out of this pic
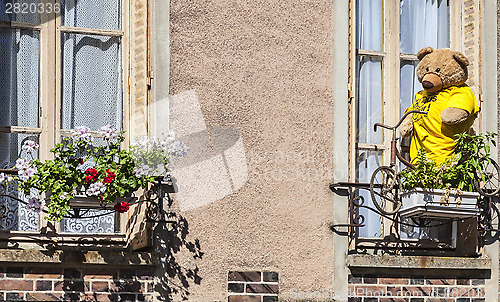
[0,126,188,221]
[399,132,498,219]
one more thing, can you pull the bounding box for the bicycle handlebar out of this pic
[373,110,428,132]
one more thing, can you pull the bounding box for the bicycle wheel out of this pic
[370,166,402,215]
[474,157,500,197]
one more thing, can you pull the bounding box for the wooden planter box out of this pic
[399,188,480,219]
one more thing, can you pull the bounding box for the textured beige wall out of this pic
[169,0,335,300]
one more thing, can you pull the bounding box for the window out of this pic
[0,0,152,246]
[349,0,482,252]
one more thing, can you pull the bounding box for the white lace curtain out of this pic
[356,0,449,238]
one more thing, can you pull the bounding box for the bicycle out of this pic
[368,110,500,215]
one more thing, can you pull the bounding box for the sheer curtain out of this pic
[356,0,383,51]
[355,0,384,238]
[0,29,40,231]
[400,0,449,114]
[400,0,449,54]
[59,1,122,234]
[399,0,449,240]
[400,0,450,114]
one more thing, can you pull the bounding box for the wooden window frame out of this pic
[0,0,153,248]
[348,0,483,254]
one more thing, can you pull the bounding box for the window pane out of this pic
[61,209,118,234]
[61,0,120,30]
[61,34,121,130]
[356,0,383,51]
[0,133,40,232]
[400,0,449,54]
[356,56,383,144]
[0,29,39,128]
[400,60,421,117]
[0,0,40,24]
[400,218,453,244]
[355,150,383,238]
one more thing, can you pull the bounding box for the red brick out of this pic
[25,293,63,301]
[379,298,407,302]
[83,268,117,280]
[426,299,455,302]
[401,286,433,296]
[36,280,52,291]
[379,278,409,285]
[425,279,455,285]
[387,286,403,296]
[6,293,24,301]
[54,280,88,292]
[448,287,485,298]
[228,295,261,302]
[83,293,120,302]
[246,283,278,294]
[229,271,261,282]
[5,267,23,278]
[457,279,471,285]
[352,285,387,297]
[109,281,143,293]
[0,280,33,291]
[25,268,62,279]
[472,279,485,285]
[91,281,110,292]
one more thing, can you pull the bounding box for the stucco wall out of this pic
[169,0,335,300]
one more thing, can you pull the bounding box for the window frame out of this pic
[0,0,153,243]
[347,0,482,253]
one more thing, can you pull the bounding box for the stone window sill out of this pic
[0,249,155,268]
[347,254,491,278]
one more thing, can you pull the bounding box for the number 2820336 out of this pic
[5,2,61,14]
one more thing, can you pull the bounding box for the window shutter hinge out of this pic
[147,77,154,90]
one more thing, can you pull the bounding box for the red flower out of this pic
[84,168,99,184]
[77,158,84,164]
[104,169,116,183]
[85,168,98,176]
[84,175,94,184]
[114,201,130,213]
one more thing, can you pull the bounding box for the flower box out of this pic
[399,188,480,219]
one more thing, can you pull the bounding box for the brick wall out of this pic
[0,266,155,301]
[228,271,279,302]
[348,275,486,302]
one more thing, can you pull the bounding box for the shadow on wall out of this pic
[154,212,204,301]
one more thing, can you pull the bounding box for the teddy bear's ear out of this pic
[453,52,470,66]
[417,47,434,60]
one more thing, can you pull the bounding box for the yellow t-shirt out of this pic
[406,84,479,164]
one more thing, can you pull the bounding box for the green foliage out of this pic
[20,134,155,221]
[401,132,497,192]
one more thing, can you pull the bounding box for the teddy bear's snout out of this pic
[422,81,434,89]
[421,73,443,92]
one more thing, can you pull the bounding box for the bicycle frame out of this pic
[374,110,428,169]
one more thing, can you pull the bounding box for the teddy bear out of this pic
[400,47,480,164]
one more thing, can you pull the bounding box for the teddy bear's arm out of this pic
[400,113,413,138]
[441,108,469,124]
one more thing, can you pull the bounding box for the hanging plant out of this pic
[0,126,188,222]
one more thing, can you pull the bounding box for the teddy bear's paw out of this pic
[400,113,413,137]
[441,107,469,124]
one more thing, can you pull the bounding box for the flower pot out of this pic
[68,195,135,209]
[399,188,480,219]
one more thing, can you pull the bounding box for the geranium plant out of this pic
[0,126,188,221]
[401,132,497,192]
